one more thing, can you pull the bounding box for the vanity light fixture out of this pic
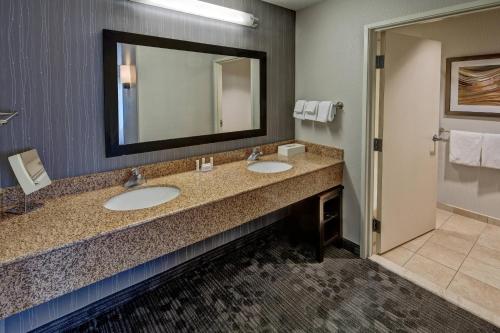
[129,0,259,28]
[119,64,136,89]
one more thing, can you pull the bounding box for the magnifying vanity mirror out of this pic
[103,30,267,157]
[6,149,51,214]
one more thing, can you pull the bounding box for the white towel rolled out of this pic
[293,100,306,120]
[450,130,482,167]
[481,133,500,169]
[304,101,319,121]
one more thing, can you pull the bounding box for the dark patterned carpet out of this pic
[63,232,497,333]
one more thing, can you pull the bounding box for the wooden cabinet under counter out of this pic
[289,185,344,262]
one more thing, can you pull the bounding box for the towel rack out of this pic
[0,111,18,126]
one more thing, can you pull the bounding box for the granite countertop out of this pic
[0,153,342,267]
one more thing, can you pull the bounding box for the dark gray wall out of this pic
[0,0,295,187]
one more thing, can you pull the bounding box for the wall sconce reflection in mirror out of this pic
[120,64,136,89]
[0,111,18,126]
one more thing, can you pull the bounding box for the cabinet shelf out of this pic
[324,234,340,246]
[322,213,339,224]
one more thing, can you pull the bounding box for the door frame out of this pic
[360,0,500,259]
[213,57,255,133]
[213,57,240,133]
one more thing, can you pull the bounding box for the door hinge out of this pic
[375,55,385,69]
[372,219,381,233]
[219,119,223,127]
[373,138,383,152]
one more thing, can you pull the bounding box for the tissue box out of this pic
[278,143,305,157]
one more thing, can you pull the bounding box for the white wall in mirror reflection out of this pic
[117,43,261,145]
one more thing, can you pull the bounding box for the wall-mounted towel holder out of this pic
[0,111,18,126]
[433,127,450,142]
[334,102,344,112]
[293,101,344,122]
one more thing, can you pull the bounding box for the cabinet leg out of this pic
[317,220,324,262]
[316,242,324,263]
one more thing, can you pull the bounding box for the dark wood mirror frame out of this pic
[103,29,267,158]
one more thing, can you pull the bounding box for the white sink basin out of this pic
[104,186,180,211]
[247,161,293,174]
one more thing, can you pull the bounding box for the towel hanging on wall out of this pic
[449,130,482,167]
[328,103,337,122]
[481,133,500,169]
[316,101,336,123]
[304,101,319,121]
[293,100,306,120]
[294,100,343,123]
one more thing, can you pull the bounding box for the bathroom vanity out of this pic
[0,29,343,322]
[0,142,343,319]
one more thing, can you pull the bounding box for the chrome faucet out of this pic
[247,147,263,162]
[124,167,146,188]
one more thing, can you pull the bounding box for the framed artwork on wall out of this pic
[445,53,500,117]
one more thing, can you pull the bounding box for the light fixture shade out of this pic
[130,0,259,28]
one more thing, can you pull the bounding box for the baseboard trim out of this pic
[342,238,360,256]
[438,202,500,226]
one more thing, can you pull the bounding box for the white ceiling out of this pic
[262,0,324,11]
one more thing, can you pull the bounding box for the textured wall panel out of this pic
[0,0,295,187]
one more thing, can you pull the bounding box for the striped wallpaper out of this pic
[0,0,295,187]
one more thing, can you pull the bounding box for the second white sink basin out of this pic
[247,161,293,174]
[104,186,180,211]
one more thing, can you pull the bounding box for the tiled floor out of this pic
[39,228,497,332]
[381,209,500,322]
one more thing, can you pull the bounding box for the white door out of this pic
[220,58,252,132]
[377,32,442,253]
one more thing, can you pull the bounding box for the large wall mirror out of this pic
[103,30,267,157]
